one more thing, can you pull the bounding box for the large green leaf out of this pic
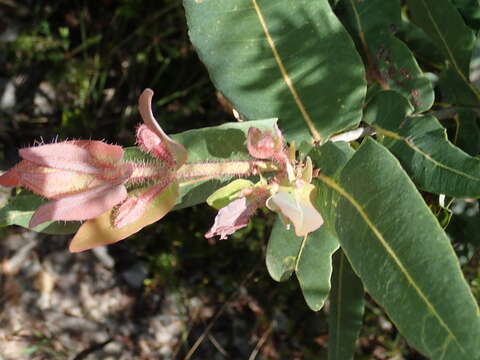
[266,217,339,311]
[0,193,80,235]
[316,138,480,359]
[341,0,434,112]
[184,0,366,144]
[328,250,364,360]
[406,0,480,105]
[364,90,480,198]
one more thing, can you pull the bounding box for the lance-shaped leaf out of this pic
[328,250,364,360]
[266,217,339,311]
[184,0,366,144]
[316,138,480,359]
[406,0,480,106]
[364,90,480,198]
[0,193,80,235]
[340,0,434,112]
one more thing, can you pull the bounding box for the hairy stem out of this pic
[177,160,278,180]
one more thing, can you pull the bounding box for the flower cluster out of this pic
[0,89,324,252]
[205,125,323,240]
[0,89,187,252]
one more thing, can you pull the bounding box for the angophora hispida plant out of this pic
[3,0,480,358]
[0,89,322,252]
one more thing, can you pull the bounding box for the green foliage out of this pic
[184,0,367,144]
[328,250,364,360]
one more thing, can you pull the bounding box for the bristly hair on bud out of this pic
[0,141,133,227]
[69,88,188,252]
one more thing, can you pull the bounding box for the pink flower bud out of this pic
[247,125,284,160]
[0,141,132,227]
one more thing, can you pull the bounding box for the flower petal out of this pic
[138,89,188,167]
[86,141,124,167]
[69,182,179,252]
[136,124,175,167]
[205,197,252,240]
[9,160,100,198]
[266,185,323,237]
[29,182,128,227]
[20,142,102,174]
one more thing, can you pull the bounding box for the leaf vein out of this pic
[317,173,466,355]
[251,0,321,142]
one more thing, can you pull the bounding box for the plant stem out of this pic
[177,160,278,180]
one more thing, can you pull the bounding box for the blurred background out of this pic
[0,1,477,359]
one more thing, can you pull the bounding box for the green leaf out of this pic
[406,0,480,105]
[454,109,480,156]
[341,0,434,112]
[296,226,339,311]
[266,217,303,282]
[308,141,355,177]
[470,35,480,90]
[367,34,434,112]
[184,0,366,144]
[0,193,80,234]
[308,141,355,227]
[317,138,480,359]
[364,90,480,198]
[398,17,444,66]
[340,0,401,35]
[452,0,480,30]
[266,217,339,311]
[172,118,278,209]
[328,250,364,360]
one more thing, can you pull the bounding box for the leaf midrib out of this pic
[317,173,465,355]
[251,0,321,142]
[375,126,480,182]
